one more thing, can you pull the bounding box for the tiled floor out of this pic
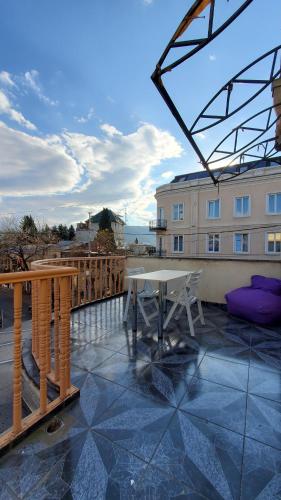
[1,296,281,499]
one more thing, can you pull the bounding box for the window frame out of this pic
[233,232,250,254]
[265,232,281,254]
[233,195,251,218]
[206,199,221,219]
[172,234,184,253]
[172,202,184,222]
[266,192,281,215]
[206,233,220,253]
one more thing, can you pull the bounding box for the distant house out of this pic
[76,209,125,248]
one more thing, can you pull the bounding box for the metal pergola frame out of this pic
[151,0,280,185]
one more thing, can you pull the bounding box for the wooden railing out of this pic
[0,266,79,452]
[0,256,125,452]
[32,256,126,309]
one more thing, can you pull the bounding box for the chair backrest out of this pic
[126,267,145,276]
[185,270,203,298]
[126,267,155,294]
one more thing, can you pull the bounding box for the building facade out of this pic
[76,209,125,248]
[151,158,281,259]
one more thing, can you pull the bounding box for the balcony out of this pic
[0,255,281,497]
[149,219,167,231]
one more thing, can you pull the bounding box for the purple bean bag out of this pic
[225,275,281,325]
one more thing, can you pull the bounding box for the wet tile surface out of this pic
[2,296,281,499]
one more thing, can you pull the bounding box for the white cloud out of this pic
[100,123,122,137]
[0,122,183,225]
[0,90,36,130]
[0,122,81,195]
[209,54,216,61]
[23,70,58,106]
[0,71,15,87]
[197,132,206,140]
[161,170,173,179]
[75,107,95,124]
[143,0,153,4]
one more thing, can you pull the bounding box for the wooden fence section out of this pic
[0,256,125,452]
[32,256,126,309]
[0,267,79,452]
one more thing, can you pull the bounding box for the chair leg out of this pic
[152,297,159,311]
[163,301,178,330]
[186,304,195,337]
[175,304,184,321]
[197,299,205,325]
[138,297,151,327]
[123,292,131,322]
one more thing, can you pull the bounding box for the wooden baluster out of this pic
[88,259,92,303]
[39,279,48,414]
[109,258,113,297]
[46,279,52,373]
[59,276,71,397]
[83,261,87,304]
[94,259,98,300]
[31,280,38,357]
[54,278,60,383]
[99,259,103,299]
[77,261,82,306]
[13,282,22,435]
[71,261,75,308]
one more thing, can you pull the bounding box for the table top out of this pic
[127,269,190,282]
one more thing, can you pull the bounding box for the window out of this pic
[266,232,281,253]
[234,233,249,253]
[207,234,220,253]
[173,235,184,253]
[234,196,250,217]
[158,207,164,220]
[172,203,184,221]
[267,193,281,214]
[207,199,220,219]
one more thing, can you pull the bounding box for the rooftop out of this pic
[1,295,281,498]
[171,157,281,184]
[90,209,125,226]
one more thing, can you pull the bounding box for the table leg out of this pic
[132,279,138,332]
[158,281,165,342]
[163,282,167,314]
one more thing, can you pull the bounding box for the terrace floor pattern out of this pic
[1,296,281,499]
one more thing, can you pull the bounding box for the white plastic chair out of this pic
[163,270,205,336]
[123,267,159,326]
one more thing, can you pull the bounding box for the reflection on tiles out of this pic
[196,355,248,391]
[248,366,281,403]
[152,410,243,500]
[130,364,194,407]
[93,352,148,388]
[1,297,281,498]
[93,389,175,462]
[241,438,281,500]
[246,394,281,450]
[71,343,115,372]
[180,377,247,434]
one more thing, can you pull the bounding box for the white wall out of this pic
[125,256,281,303]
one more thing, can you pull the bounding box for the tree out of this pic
[68,225,75,241]
[57,224,69,240]
[135,237,139,244]
[92,229,116,254]
[99,208,112,232]
[20,215,38,236]
[0,216,57,271]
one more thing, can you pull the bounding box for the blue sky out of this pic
[0,0,279,225]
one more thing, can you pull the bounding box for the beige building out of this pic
[151,158,281,259]
[76,209,125,248]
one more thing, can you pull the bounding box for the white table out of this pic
[128,270,190,341]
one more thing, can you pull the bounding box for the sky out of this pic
[0,0,280,226]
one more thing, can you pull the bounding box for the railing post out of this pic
[13,282,22,435]
[54,278,60,383]
[59,275,71,398]
[39,279,49,414]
